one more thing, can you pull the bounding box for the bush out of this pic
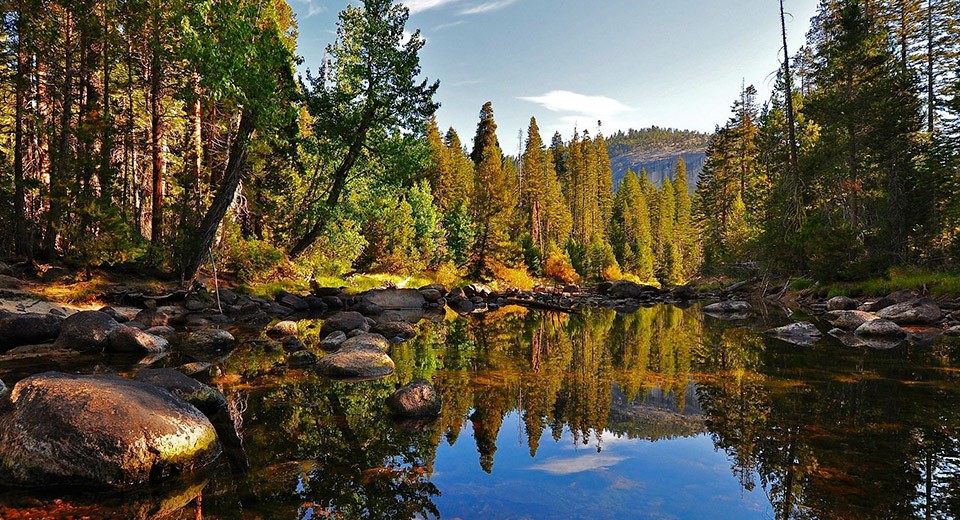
[490,260,535,291]
[544,245,579,284]
[222,232,285,282]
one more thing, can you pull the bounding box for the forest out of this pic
[0,0,958,288]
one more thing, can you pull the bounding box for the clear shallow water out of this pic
[1,304,959,519]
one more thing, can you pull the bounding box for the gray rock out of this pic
[184,299,209,312]
[826,296,859,311]
[262,302,294,317]
[135,368,227,416]
[824,310,878,330]
[316,344,396,380]
[764,321,822,345]
[54,311,123,352]
[354,299,384,317]
[287,349,318,368]
[702,300,752,314]
[276,292,309,312]
[319,311,370,338]
[267,320,299,338]
[418,288,443,303]
[608,281,658,300]
[0,372,220,488]
[134,308,169,328]
[304,296,327,311]
[281,335,306,352]
[386,379,442,417]
[320,331,348,351]
[361,288,426,310]
[322,296,345,311]
[217,288,239,305]
[876,298,941,325]
[944,325,960,337]
[108,326,170,353]
[463,284,493,299]
[146,325,177,337]
[340,333,391,352]
[98,306,130,323]
[855,318,907,338]
[419,284,448,297]
[0,313,63,350]
[180,329,235,351]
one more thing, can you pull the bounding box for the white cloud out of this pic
[295,0,326,18]
[403,0,462,14]
[520,90,634,117]
[528,454,627,475]
[460,0,520,15]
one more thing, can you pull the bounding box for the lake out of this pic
[1,303,958,519]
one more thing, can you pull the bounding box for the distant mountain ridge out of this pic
[605,127,711,193]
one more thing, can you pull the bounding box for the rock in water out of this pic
[361,288,427,310]
[135,368,227,416]
[316,344,395,380]
[180,329,235,352]
[764,322,822,345]
[53,311,123,352]
[826,296,859,311]
[320,331,348,351]
[319,311,370,338]
[0,372,221,488]
[823,310,878,330]
[372,321,417,341]
[108,326,170,353]
[876,298,941,325]
[855,318,907,338]
[702,301,752,314]
[0,313,63,350]
[267,320,299,338]
[287,349,318,368]
[607,281,658,300]
[387,379,442,417]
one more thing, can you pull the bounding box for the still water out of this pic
[1,304,959,519]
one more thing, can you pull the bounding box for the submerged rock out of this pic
[180,329,235,352]
[54,311,122,352]
[387,379,442,417]
[0,372,221,488]
[876,298,941,325]
[316,344,395,380]
[0,313,63,349]
[135,368,226,416]
[764,321,822,345]
[702,300,752,315]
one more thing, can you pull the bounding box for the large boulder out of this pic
[824,310,878,330]
[386,379,442,417]
[608,281,658,300]
[275,291,309,312]
[361,289,426,310]
[320,330,348,351]
[826,296,859,311]
[180,329,235,352]
[855,318,907,339]
[340,333,391,352]
[54,311,123,352]
[702,301,752,314]
[0,313,63,350]
[267,320,299,338]
[0,372,221,488]
[319,311,370,338]
[418,288,444,304]
[108,326,170,353]
[876,298,942,325]
[316,344,395,380]
[463,284,493,299]
[764,321,822,346]
[372,321,417,341]
[135,368,226,416]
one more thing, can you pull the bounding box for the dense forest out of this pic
[1,0,959,288]
[696,0,960,281]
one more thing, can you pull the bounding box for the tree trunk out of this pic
[926,0,935,134]
[99,0,113,205]
[149,7,165,245]
[180,110,256,283]
[44,11,73,257]
[14,1,30,258]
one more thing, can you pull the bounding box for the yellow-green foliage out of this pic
[544,248,580,284]
[821,266,960,298]
[490,260,535,291]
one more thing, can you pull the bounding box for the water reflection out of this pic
[2,304,960,519]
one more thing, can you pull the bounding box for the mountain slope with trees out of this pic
[606,127,711,193]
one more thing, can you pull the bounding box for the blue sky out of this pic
[290,0,820,152]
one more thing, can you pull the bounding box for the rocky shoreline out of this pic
[0,276,957,491]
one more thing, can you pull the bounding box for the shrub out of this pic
[544,246,580,284]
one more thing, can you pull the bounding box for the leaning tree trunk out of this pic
[180,110,256,283]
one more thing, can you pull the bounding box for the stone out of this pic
[54,311,123,352]
[419,284,448,297]
[276,292,309,312]
[134,308,169,328]
[108,326,169,353]
[178,362,213,376]
[267,320,299,338]
[135,368,227,416]
[354,300,384,317]
[262,302,293,317]
[945,326,960,337]
[340,333,391,352]
[764,321,822,346]
[320,331,348,351]
[316,344,396,380]
[447,297,475,314]
[855,318,907,338]
[0,372,221,488]
[672,285,698,301]
[281,335,306,352]
[702,301,752,314]
[823,310,878,330]
[826,296,859,311]
[146,325,176,337]
[418,288,443,303]
[608,281,658,300]
[373,321,417,341]
[217,288,239,305]
[361,288,427,310]
[304,296,327,311]
[0,313,63,350]
[876,298,942,325]
[319,311,370,338]
[98,306,130,323]
[287,349,318,368]
[386,379,442,417]
[310,282,342,297]
[184,299,209,312]
[322,296,345,311]
[180,329,235,352]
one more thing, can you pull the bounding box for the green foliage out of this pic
[222,224,286,282]
[519,233,543,276]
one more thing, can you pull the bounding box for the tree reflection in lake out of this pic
[2,304,960,519]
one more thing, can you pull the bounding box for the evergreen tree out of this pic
[469,102,514,278]
[656,178,682,284]
[611,170,654,280]
[672,158,697,277]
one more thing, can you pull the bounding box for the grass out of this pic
[37,271,172,304]
[818,267,960,299]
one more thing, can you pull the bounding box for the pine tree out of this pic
[611,170,654,280]
[469,102,514,278]
[656,178,682,284]
[672,158,696,277]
